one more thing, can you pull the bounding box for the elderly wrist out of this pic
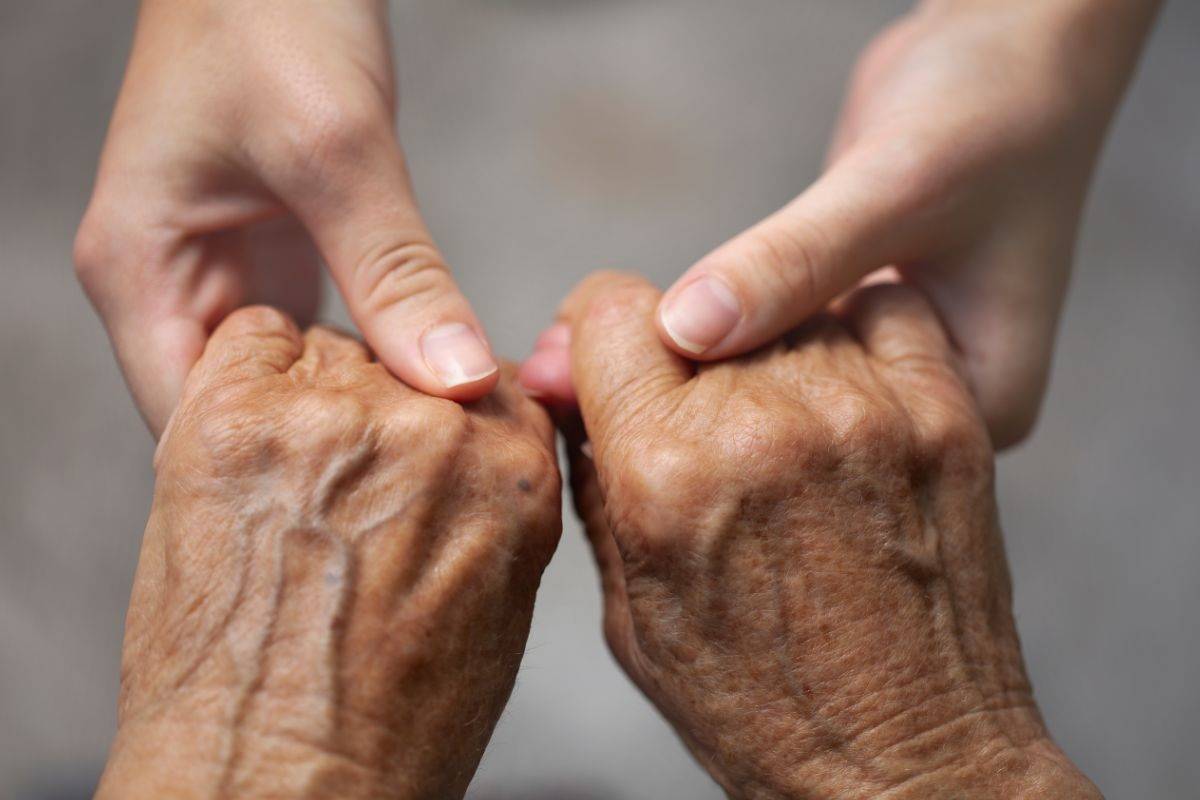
[878,741,1101,800]
[870,699,1098,800]
[99,711,398,800]
[720,701,1096,800]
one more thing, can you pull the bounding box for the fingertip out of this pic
[189,305,305,385]
[420,321,499,389]
[212,304,303,345]
[557,270,659,326]
[518,346,576,407]
[656,273,743,358]
[438,367,501,403]
[534,322,571,352]
[369,318,501,400]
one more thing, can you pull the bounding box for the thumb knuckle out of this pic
[733,219,831,309]
[72,210,117,293]
[356,240,454,314]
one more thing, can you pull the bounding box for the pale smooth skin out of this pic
[655,0,1161,447]
[521,272,1100,799]
[75,0,498,439]
[77,0,1160,445]
[96,308,561,800]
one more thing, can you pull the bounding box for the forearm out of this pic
[923,0,1161,28]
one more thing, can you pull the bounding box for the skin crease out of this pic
[654,0,1161,448]
[96,308,561,800]
[76,1,1161,795]
[75,0,498,439]
[77,0,1160,444]
[521,272,1101,799]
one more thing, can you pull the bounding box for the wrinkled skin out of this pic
[525,273,1099,799]
[96,308,561,800]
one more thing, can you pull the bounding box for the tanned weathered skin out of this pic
[558,272,1101,800]
[96,307,561,800]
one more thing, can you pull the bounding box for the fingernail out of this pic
[660,275,741,355]
[518,383,545,399]
[421,323,499,388]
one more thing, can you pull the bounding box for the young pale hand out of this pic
[76,0,499,438]
[97,308,560,800]
[654,0,1159,447]
[522,272,1099,799]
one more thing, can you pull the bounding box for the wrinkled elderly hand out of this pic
[97,308,560,800]
[523,273,1098,799]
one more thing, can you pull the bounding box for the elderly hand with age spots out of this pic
[96,307,561,800]
[520,272,1101,799]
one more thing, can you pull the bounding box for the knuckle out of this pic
[426,399,473,442]
[576,270,651,300]
[605,437,711,558]
[184,384,281,468]
[852,281,929,327]
[811,388,912,467]
[834,391,897,447]
[506,439,560,501]
[582,284,657,329]
[616,438,707,502]
[184,385,373,473]
[204,307,301,375]
[72,217,108,286]
[287,94,384,170]
[867,134,949,217]
[712,403,810,477]
[283,389,372,455]
[494,438,562,549]
[73,204,135,299]
[914,401,993,471]
[385,397,472,457]
[852,18,916,90]
[221,305,296,339]
[171,381,372,470]
[356,241,452,315]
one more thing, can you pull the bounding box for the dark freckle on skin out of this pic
[517,478,533,493]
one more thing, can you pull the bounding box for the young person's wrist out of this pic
[919,0,1159,93]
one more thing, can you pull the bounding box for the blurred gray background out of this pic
[2,2,1197,798]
